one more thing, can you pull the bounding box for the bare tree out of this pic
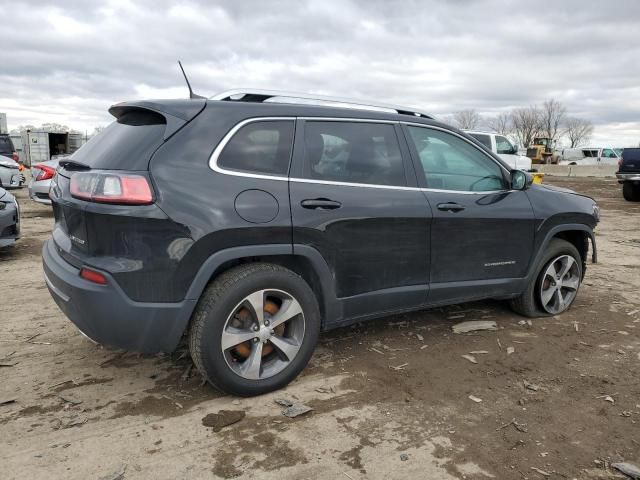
[511,106,542,148]
[452,109,480,130]
[486,113,512,135]
[540,98,566,144]
[564,117,594,148]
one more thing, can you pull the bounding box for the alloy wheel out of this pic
[221,289,305,380]
[539,255,580,314]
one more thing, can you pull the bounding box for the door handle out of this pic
[300,198,342,210]
[437,202,465,212]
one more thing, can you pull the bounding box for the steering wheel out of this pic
[469,175,501,192]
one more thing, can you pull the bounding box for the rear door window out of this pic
[218,120,294,176]
[301,121,406,186]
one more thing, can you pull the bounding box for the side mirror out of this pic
[511,169,532,190]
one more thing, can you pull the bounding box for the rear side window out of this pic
[71,109,166,170]
[218,120,294,176]
[468,133,492,150]
[302,121,406,186]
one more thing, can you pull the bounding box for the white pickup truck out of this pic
[465,131,533,171]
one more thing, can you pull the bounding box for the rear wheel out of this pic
[510,239,583,317]
[622,182,640,201]
[189,263,320,396]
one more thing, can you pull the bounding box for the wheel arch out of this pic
[528,224,597,280]
[182,244,340,332]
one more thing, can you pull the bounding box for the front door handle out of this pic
[300,198,342,210]
[437,202,465,212]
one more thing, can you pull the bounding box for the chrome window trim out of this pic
[209,116,511,195]
[209,116,296,180]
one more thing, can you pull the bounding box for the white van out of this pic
[465,131,532,171]
[559,147,622,166]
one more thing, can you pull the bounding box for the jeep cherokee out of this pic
[43,90,599,396]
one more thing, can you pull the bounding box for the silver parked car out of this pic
[0,154,24,189]
[29,157,61,205]
[0,187,20,248]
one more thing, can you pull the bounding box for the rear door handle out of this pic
[300,198,342,210]
[437,202,465,212]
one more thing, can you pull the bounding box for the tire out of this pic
[622,182,640,201]
[189,263,320,397]
[510,239,583,318]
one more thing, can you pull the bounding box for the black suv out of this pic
[43,90,599,396]
[616,147,640,201]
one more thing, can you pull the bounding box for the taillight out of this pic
[34,164,56,181]
[12,152,19,163]
[70,172,153,205]
[80,267,108,285]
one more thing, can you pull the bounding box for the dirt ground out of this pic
[1,176,639,480]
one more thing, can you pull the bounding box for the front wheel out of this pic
[510,239,583,317]
[189,263,320,397]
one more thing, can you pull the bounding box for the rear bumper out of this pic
[29,179,52,205]
[42,238,195,353]
[616,172,640,182]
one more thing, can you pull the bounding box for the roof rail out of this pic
[210,89,433,119]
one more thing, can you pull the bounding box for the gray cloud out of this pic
[2,0,639,145]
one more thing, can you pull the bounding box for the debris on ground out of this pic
[524,381,540,392]
[400,453,409,461]
[452,320,498,334]
[507,346,515,355]
[389,363,408,370]
[530,466,551,477]
[612,462,640,479]
[282,403,313,418]
[274,398,314,418]
[0,398,17,406]
[461,354,478,364]
[201,410,246,432]
[58,395,82,406]
[470,350,489,355]
[63,417,88,428]
[496,418,528,433]
[98,464,127,480]
[468,395,482,403]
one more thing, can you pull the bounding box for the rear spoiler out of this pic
[108,99,206,140]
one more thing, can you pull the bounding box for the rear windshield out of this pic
[70,109,166,170]
[622,148,640,162]
[0,136,14,154]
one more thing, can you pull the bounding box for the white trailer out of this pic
[22,130,85,166]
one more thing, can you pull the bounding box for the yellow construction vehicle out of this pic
[526,137,556,164]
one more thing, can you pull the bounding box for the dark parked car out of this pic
[616,148,640,201]
[0,187,20,248]
[43,90,599,396]
[0,134,18,163]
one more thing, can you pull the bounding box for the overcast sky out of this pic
[2,0,639,145]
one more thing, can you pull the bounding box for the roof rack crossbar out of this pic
[210,89,432,119]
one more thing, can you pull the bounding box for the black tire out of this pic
[510,239,583,318]
[622,182,640,201]
[189,263,320,397]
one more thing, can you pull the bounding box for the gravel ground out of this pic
[1,176,638,479]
